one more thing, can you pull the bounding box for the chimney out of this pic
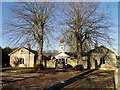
[27,43,31,50]
[95,40,98,48]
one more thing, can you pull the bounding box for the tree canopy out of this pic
[3,2,114,66]
[4,2,56,64]
[61,2,114,65]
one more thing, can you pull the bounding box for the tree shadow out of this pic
[44,69,95,90]
[2,75,38,84]
[2,69,15,72]
[36,68,69,75]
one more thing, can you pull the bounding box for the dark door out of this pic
[95,60,98,69]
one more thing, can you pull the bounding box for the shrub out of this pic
[34,64,44,71]
[74,65,84,71]
[66,64,73,69]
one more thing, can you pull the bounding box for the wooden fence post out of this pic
[114,61,120,89]
[118,62,120,89]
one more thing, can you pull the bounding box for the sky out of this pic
[0,1,119,55]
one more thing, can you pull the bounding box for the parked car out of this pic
[55,59,66,69]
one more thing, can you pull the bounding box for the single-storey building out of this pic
[44,46,117,70]
[8,47,50,67]
[86,46,117,70]
[9,47,36,67]
[9,45,117,70]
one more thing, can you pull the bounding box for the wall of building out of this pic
[67,59,77,67]
[42,59,55,68]
[40,46,117,70]
[10,48,35,67]
[43,58,78,68]
[90,51,117,70]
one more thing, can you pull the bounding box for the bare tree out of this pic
[4,2,55,64]
[61,2,114,65]
[61,28,77,52]
[13,57,20,67]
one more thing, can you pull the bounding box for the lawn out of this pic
[1,67,33,71]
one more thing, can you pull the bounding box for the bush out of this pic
[66,64,73,69]
[74,65,84,71]
[2,64,11,67]
[34,64,44,71]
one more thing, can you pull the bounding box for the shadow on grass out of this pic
[1,67,33,72]
[1,75,41,90]
[2,68,69,85]
[44,69,95,90]
[35,69,69,75]
[2,75,38,84]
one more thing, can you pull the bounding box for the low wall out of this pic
[43,59,55,68]
[43,59,78,68]
[67,59,77,67]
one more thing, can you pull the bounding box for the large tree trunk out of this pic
[77,41,83,65]
[76,28,83,65]
[87,54,91,70]
[37,28,44,64]
[37,44,43,64]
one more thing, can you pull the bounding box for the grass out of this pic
[1,67,33,71]
[96,69,115,72]
[107,87,114,90]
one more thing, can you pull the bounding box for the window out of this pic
[100,58,105,64]
[19,58,24,64]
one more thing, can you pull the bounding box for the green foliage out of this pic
[2,47,12,67]
[97,70,114,72]
[2,46,18,67]
[3,47,12,53]
[12,48,18,51]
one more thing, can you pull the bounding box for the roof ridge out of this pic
[8,47,35,56]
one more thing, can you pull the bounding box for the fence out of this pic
[114,61,120,89]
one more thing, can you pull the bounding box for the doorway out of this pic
[95,60,98,69]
